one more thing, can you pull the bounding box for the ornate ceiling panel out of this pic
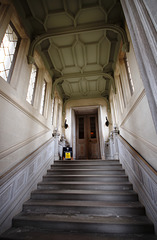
[12,0,129,103]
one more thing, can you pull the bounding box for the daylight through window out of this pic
[26,64,38,104]
[0,22,20,82]
[119,74,126,108]
[40,80,47,115]
[124,56,134,96]
[51,97,55,125]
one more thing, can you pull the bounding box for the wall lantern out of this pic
[64,119,68,129]
[105,116,109,127]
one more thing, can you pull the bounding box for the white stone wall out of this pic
[0,4,58,233]
[0,138,55,234]
[110,23,157,171]
[120,0,157,132]
[0,3,56,176]
[118,136,157,234]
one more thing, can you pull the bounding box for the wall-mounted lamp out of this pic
[105,116,109,127]
[64,119,68,129]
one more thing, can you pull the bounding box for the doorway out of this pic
[76,113,100,159]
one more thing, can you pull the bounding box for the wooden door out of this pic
[76,114,100,159]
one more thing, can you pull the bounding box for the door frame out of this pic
[71,105,105,160]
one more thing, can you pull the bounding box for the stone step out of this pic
[43,174,128,182]
[52,164,122,169]
[31,189,138,202]
[47,169,125,175]
[23,199,145,216]
[37,181,133,191]
[12,214,154,234]
[1,158,156,239]
[1,228,157,240]
[54,160,120,165]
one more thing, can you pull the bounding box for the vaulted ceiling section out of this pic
[12,0,129,103]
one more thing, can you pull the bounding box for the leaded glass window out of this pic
[51,97,55,125]
[119,74,126,108]
[26,64,38,105]
[0,22,20,82]
[124,56,134,96]
[40,79,47,115]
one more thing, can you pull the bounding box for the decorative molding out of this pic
[118,136,157,233]
[52,72,116,98]
[0,138,55,234]
[120,126,157,153]
[28,23,129,63]
[0,89,50,130]
[0,90,52,169]
[120,89,145,127]
[0,129,49,160]
[0,138,54,181]
[15,0,129,104]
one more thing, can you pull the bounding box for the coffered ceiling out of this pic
[12,0,129,103]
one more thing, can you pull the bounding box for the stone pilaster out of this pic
[53,128,60,160]
[112,127,119,160]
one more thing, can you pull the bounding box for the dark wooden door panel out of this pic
[76,114,100,159]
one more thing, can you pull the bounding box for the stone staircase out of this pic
[1,159,156,240]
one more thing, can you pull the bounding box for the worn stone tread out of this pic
[52,164,122,168]
[1,227,157,240]
[13,213,153,225]
[23,199,145,216]
[24,199,143,208]
[54,160,120,163]
[32,189,136,195]
[48,169,125,172]
[43,174,127,177]
[38,181,132,185]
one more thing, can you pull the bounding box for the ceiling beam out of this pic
[52,71,116,96]
[27,22,129,64]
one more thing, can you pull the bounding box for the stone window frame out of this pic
[124,55,135,96]
[0,21,21,83]
[119,74,126,109]
[51,97,55,125]
[26,63,38,105]
[39,79,47,115]
[116,74,125,114]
